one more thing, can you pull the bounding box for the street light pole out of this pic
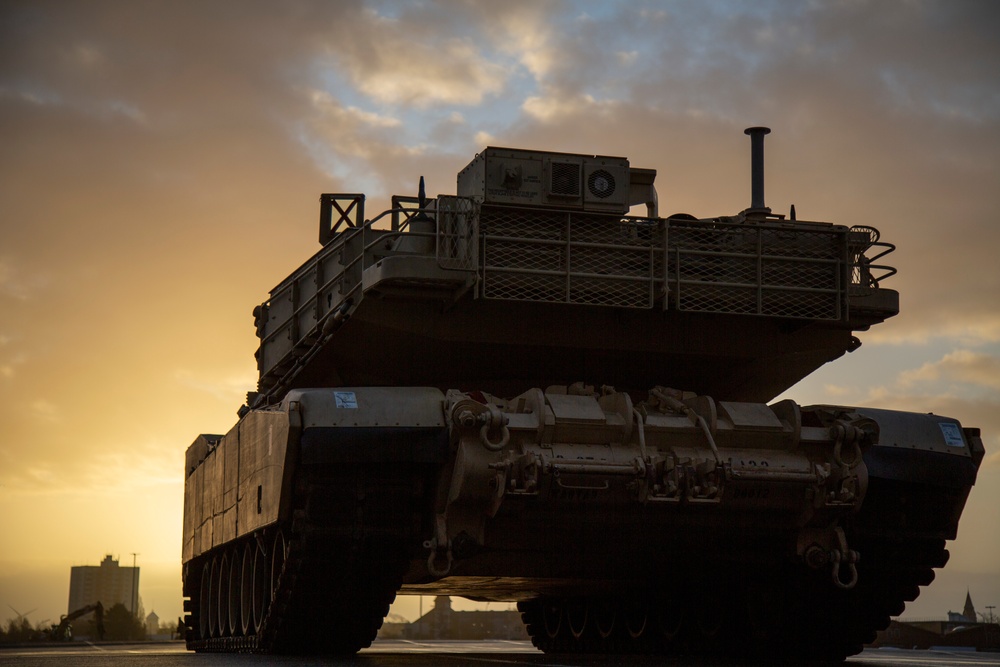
[987,605,996,624]
[130,553,139,618]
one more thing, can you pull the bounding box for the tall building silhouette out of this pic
[67,554,139,616]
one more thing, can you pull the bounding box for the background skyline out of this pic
[1,0,998,629]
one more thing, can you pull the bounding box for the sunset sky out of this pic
[2,1,998,630]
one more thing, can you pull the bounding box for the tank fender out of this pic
[290,387,449,464]
[815,406,980,488]
[845,407,981,541]
[182,405,296,564]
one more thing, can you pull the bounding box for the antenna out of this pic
[130,553,140,618]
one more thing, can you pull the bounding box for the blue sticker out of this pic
[334,391,358,409]
[939,422,965,448]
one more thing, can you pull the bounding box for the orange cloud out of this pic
[899,350,1000,392]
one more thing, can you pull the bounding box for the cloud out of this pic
[307,91,400,139]
[0,334,26,380]
[828,357,1000,470]
[173,369,256,405]
[821,384,854,399]
[522,92,617,123]
[984,450,1000,469]
[865,314,1000,347]
[616,50,639,66]
[79,438,183,493]
[25,464,57,485]
[29,399,61,423]
[0,259,40,300]
[320,8,508,108]
[2,435,182,497]
[898,350,1000,392]
[487,5,558,81]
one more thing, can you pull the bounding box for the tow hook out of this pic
[803,526,860,590]
[830,526,860,590]
[423,514,453,576]
[454,403,510,451]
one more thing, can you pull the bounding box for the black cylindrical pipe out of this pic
[744,126,771,211]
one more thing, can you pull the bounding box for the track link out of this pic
[184,464,424,654]
[518,536,948,660]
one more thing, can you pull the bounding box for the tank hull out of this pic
[182,385,982,659]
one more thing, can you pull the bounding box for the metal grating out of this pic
[257,194,896,398]
[550,162,581,196]
[479,207,860,319]
[435,196,479,271]
[482,208,658,308]
[668,222,843,319]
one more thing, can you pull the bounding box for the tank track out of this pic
[518,536,948,660]
[184,464,425,654]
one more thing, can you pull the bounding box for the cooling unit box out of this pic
[457,147,631,215]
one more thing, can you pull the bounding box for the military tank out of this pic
[182,128,984,660]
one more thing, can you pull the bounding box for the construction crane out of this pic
[48,601,104,642]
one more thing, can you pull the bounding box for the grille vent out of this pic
[550,162,581,196]
[587,169,616,199]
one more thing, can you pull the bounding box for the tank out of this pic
[181,129,984,660]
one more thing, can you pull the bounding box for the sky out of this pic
[1,0,998,630]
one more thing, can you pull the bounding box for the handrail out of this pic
[273,206,896,346]
[255,200,479,404]
[257,200,898,402]
[848,227,896,289]
[259,200,476,351]
[258,208,425,348]
[866,241,897,285]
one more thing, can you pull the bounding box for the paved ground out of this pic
[0,640,997,666]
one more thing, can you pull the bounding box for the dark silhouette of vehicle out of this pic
[182,129,983,660]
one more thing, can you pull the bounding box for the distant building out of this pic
[392,596,528,640]
[145,611,159,636]
[946,590,978,624]
[872,591,1000,652]
[875,619,1000,651]
[67,555,140,625]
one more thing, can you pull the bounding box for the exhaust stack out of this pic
[744,126,771,214]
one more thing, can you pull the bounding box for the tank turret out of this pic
[251,132,898,404]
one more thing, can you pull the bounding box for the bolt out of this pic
[805,545,830,569]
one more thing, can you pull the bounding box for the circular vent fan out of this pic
[587,169,616,199]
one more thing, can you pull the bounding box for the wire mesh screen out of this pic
[435,196,479,271]
[481,207,659,308]
[478,206,852,319]
[668,222,844,320]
